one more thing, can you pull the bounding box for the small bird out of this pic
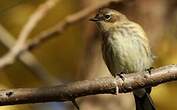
[90,8,155,110]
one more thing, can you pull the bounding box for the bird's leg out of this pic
[145,67,154,75]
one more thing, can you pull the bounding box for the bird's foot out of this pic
[113,72,126,95]
[115,71,126,81]
[117,72,125,81]
[145,67,154,75]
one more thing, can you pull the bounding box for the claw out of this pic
[113,79,119,95]
[72,98,80,110]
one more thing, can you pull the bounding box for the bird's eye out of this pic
[104,15,111,20]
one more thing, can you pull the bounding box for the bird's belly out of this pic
[104,37,151,74]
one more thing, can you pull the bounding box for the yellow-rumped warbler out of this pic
[90,8,155,110]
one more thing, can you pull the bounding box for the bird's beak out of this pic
[89,17,99,22]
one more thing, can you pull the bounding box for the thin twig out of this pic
[0,0,60,68]
[0,64,176,106]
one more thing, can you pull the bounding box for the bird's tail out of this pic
[133,88,156,110]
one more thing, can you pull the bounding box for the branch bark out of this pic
[0,64,176,106]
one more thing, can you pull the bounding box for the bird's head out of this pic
[90,8,128,32]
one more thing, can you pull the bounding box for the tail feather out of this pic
[133,89,155,110]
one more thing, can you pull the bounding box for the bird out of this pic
[90,8,155,110]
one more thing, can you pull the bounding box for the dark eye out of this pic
[104,15,111,20]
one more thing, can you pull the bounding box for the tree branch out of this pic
[0,64,176,106]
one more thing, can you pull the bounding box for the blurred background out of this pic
[0,0,177,110]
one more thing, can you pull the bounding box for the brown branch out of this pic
[0,0,60,68]
[0,64,176,106]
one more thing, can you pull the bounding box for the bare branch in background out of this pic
[0,65,176,106]
[0,25,59,85]
[0,0,123,69]
[24,0,122,51]
[0,0,122,69]
[0,0,60,68]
